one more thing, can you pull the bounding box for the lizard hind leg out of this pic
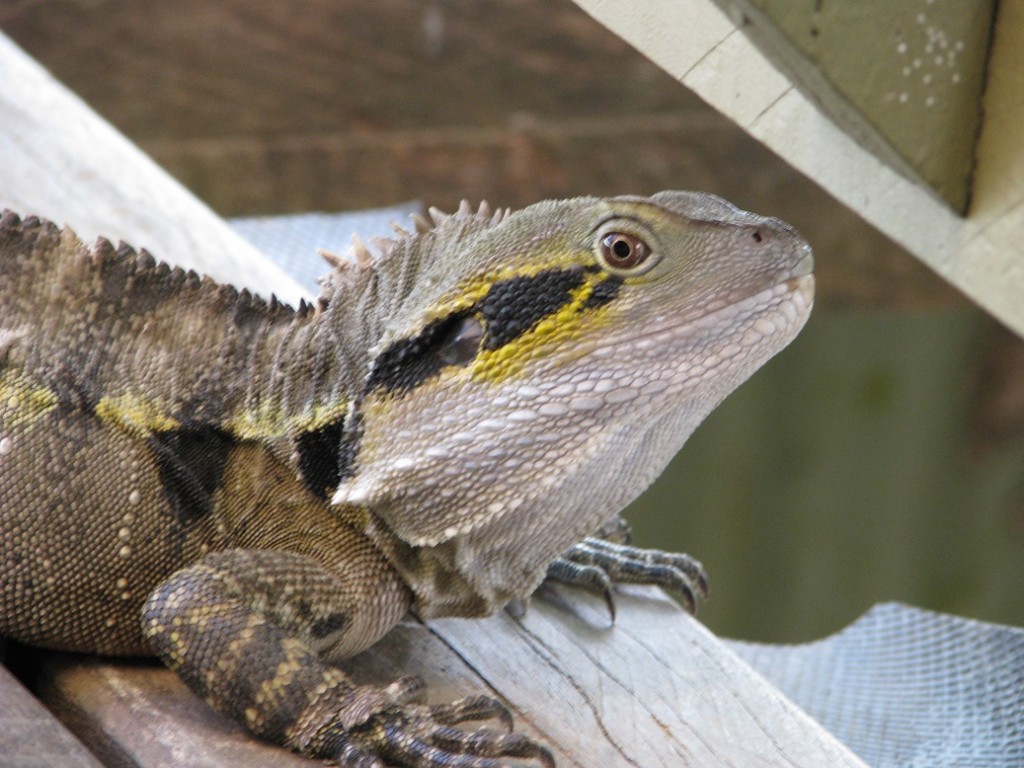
[141,548,552,766]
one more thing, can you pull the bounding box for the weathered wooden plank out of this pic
[573,0,1024,338]
[35,620,576,768]
[0,31,307,305]
[434,587,869,767]
[34,656,326,768]
[35,591,867,767]
[0,661,104,768]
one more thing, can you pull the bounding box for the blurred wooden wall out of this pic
[0,0,960,313]
[2,0,1022,641]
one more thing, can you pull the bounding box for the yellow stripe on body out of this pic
[95,393,181,437]
[91,391,349,442]
[0,370,59,429]
[227,399,349,441]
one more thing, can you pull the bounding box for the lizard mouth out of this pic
[687,266,815,332]
[657,239,814,342]
[585,271,814,358]
[685,272,815,347]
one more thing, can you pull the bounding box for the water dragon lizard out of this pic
[0,191,813,766]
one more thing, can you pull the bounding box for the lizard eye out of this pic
[597,232,651,271]
[439,315,483,366]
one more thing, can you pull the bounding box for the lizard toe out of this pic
[547,536,709,615]
[430,694,515,731]
[344,702,552,768]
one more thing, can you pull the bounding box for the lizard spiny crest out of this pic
[314,200,509,309]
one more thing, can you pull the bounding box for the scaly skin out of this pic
[0,193,813,766]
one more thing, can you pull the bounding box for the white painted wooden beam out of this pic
[574,0,1024,337]
[0,32,307,306]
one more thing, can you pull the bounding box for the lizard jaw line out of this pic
[586,273,814,356]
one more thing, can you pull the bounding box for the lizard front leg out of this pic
[546,517,709,616]
[142,548,552,767]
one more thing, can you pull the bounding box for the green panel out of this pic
[711,1,997,211]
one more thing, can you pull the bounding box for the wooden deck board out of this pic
[29,591,867,767]
[0,661,104,768]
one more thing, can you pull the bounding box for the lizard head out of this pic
[329,192,813,609]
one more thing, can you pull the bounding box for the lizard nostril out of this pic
[751,231,764,244]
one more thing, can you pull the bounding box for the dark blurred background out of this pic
[3,0,1021,642]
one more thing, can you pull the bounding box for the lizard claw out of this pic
[545,536,709,616]
[430,694,515,732]
[331,699,552,768]
[544,557,617,621]
[317,685,552,767]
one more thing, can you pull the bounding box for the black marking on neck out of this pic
[296,420,344,500]
[480,267,586,350]
[296,413,361,500]
[363,266,620,400]
[150,426,234,524]
[311,611,350,639]
[366,311,474,396]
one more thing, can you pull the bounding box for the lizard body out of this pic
[0,193,813,766]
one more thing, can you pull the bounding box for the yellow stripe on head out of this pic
[428,245,593,320]
[470,269,618,384]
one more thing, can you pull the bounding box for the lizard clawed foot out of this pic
[545,537,709,617]
[315,681,553,768]
[429,694,515,732]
